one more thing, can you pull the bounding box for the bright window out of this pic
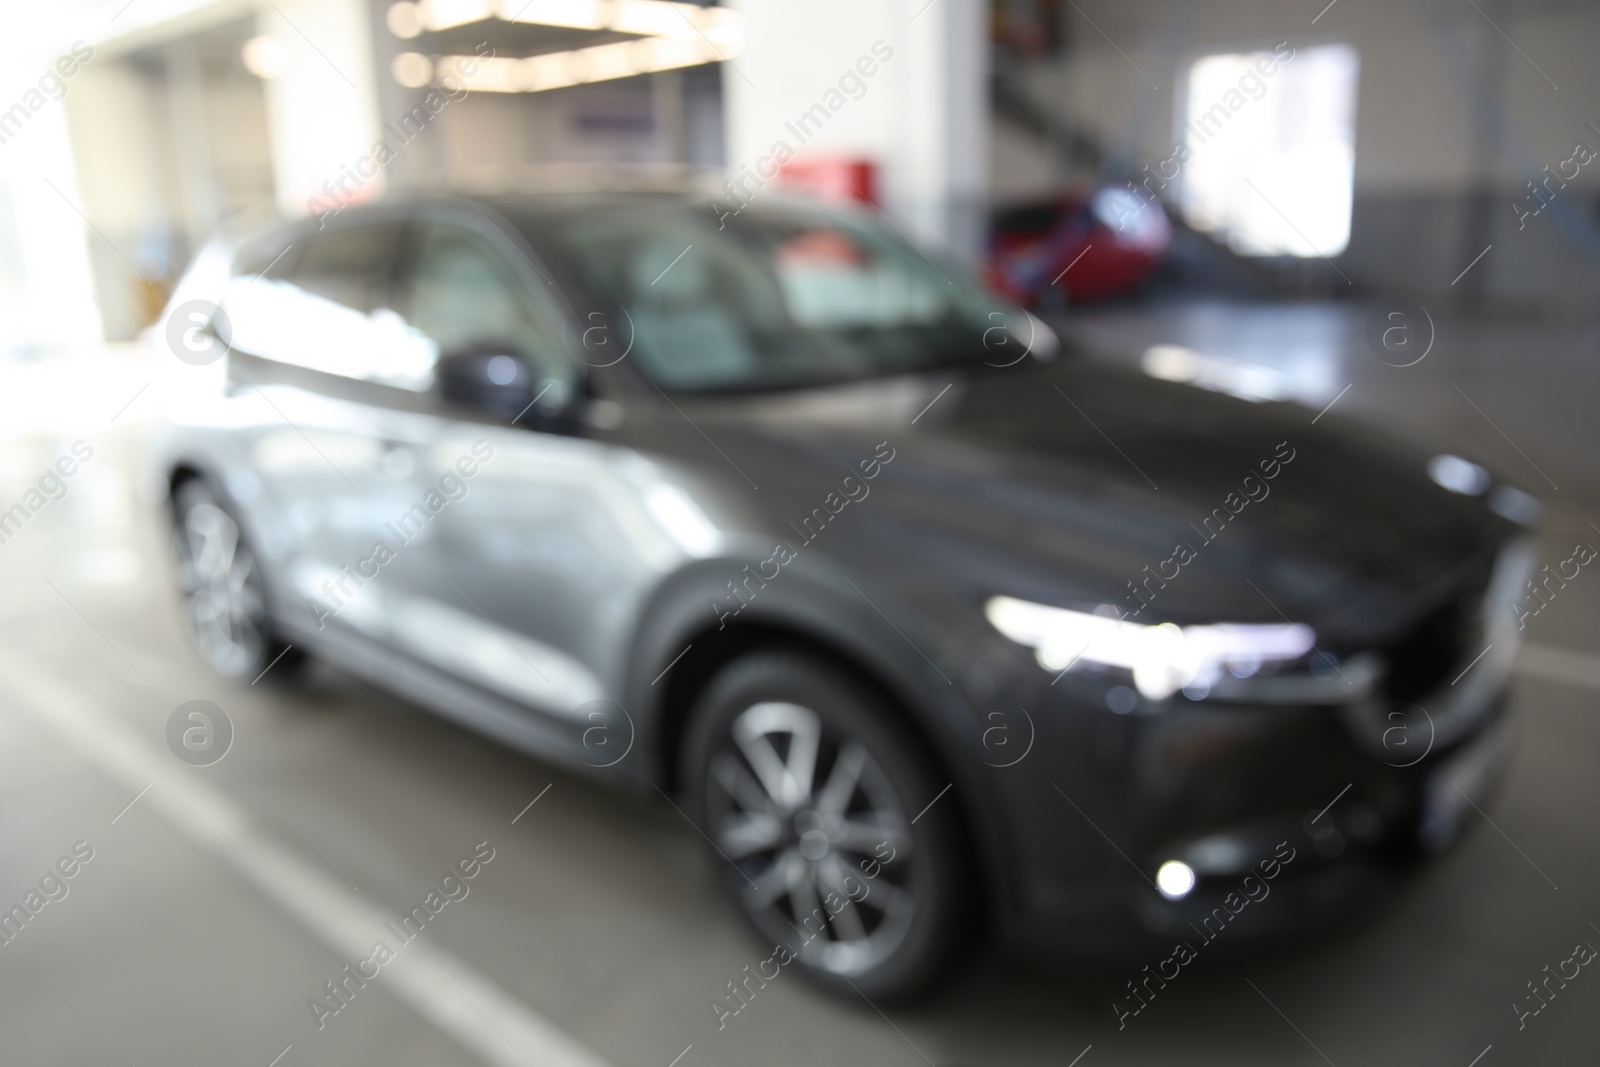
[1178,44,1359,257]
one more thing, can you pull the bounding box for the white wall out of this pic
[991,0,1584,197]
[993,0,1600,307]
[258,0,384,217]
[0,14,109,353]
[725,0,988,262]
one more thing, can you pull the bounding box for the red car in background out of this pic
[986,185,1172,309]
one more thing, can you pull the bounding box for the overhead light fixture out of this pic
[609,0,726,36]
[411,0,497,31]
[413,21,736,94]
[387,0,742,92]
[387,2,425,37]
[386,0,740,37]
[510,0,613,31]
[387,0,742,91]
[392,51,435,88]
[241,36,288,79]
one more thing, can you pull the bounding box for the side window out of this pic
[398,223,577,405]
[233,236,300,281]
[291,227,399,312]
[224,222,432,390]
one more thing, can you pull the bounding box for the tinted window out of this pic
[224,222,432,389]
[397,223,576,403]
[535,202,1014,392]
[232,236,300,280]
[292,227,401,312]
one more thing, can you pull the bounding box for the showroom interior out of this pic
[1,0,1598,1064]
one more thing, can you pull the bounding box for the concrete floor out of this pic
[1,300,1597,1066]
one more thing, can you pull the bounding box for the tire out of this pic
[171,479,304,684]
[683,649,972,1000]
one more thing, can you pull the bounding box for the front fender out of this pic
[620,550,1028,931]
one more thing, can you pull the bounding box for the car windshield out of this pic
[535,200,1021,392]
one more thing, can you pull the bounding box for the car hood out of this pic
[647,355,1518,643]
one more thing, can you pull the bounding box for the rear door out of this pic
[220,218,439,642]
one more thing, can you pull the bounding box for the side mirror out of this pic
[436,346,553,422]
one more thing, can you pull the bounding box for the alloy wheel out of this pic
[706,700,916,976]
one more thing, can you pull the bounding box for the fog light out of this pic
[1156,860,1196,900]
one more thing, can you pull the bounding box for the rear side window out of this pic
[232,237,299,281]
[224,222,434,390]
[292,227,401,313]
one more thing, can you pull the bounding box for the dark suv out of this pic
[155,192,1535,998]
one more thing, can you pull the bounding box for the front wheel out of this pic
[684,650,972,1000]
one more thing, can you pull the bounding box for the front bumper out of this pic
[966,541,1529,964]
[980,664,1514,965]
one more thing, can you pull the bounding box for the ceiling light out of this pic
[508,0,612,30]
[426,30,736,94]
[392,52,435,88]
[423,0,495,31]
[386,1,424,38]
[399,0,743,46]
[241,36,288,79]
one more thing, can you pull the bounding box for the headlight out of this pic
[985,595,1317,700]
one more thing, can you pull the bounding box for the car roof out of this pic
[304,188,858,227]
[219,188,876,276]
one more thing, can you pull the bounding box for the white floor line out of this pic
[0,647,611,1067]
[1518,644,1600,695]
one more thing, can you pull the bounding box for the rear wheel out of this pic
[171,479,302,683]
[684,649,971,1000]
